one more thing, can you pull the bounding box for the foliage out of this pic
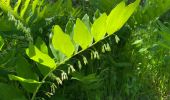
[0,0,170,100]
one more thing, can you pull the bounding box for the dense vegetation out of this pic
[0,0,170,100]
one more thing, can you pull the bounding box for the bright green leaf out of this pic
[91,13,107,42]
[52,25,75,57]
[20,0,31,18]
[14,0,22,13]
[26,44,56,69]
[107,0,140,34]
[0,35,4,51]
[73,18,93,49]
[8,74,42,84]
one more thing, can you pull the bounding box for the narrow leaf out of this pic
[0,35,4,51]
[14,0,22,13]
[20,0,31,18]
[8,74,42,84]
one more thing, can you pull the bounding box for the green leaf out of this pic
[65,18,74,38]
[35,37,48,54]
[14,0,22,13]
[91,13,107,42]
[106,0,140,34]
[15,55,39,93]
[0,83,27,100]
[73,18,93,49]
[8,74,42,84]
[82,14,91,32]
[106,1,125,35]
[52,25,75,57]
[26,44,56,69]
[20,0,31,18]
[0,35,4,51]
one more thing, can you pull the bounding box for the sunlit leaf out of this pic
[73,18,93,49]
[26,44,56,69]
[107,0,140,34]
[0,35,4,51]
[52,25,75,57]
[91,13,107,41]
[8,74,42,84]
[20,0,31,18]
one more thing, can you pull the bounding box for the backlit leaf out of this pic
[73,18,93,49]
[26,44,56,69]
[91,13,107,41]
[52,25,75,57]
[8,74,42,84]
[107,0,140,34]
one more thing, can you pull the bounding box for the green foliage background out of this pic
[0,0,170,100]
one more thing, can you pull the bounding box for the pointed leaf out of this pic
[14,0,22,13]
[8,74,42,84]
[82,14,91,32]
[73,18,93,49]
[107,0,140,34]
[91,13,107,41]
[0,35,4,51]
[52,25,75,57]
[26,44,56,69]
[20,0,31,18]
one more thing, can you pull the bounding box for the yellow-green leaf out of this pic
[91,13,107,42]
[0,35,4,51]
[52,25,75,57]
[26,44,56,69]
[8,74,42,84]
[20,0,31,18]
[73,18,93,49]
[107,0,140,34]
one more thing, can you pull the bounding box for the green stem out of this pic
[31,34,116,100]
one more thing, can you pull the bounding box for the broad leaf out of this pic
[0,83,27,100]
[73,18,93,49]
[52,25,75,57]
[106,0,140,34]
[26,44,56,69]
[91,13,107,41]
[15,55,39,93]
[8,74,42,84]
